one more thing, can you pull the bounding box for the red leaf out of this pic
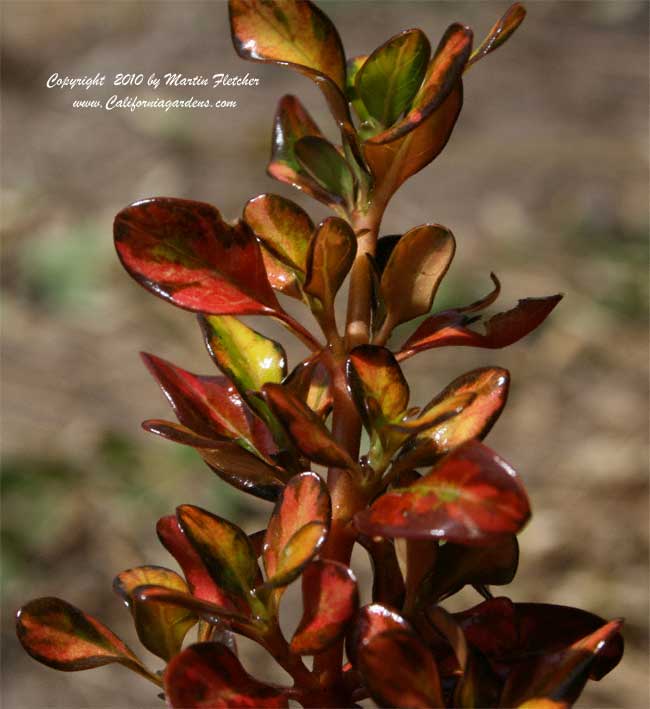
[347,603,410,668]
[165,642,288,708]
[399,295,562,360]
[263,472,331,589]
[16,598,151,679]
[290,560,358,655]
[358,629,444,708]
[354,440,531,543]
[114,198,279,316]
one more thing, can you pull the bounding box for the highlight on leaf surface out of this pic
[262,472,331,589]
[290,560,358,655]
[114,198,280,316]
[355,439,530,543]
[113,565,197,661]
[165,642,288,708]
[16,598,152,680]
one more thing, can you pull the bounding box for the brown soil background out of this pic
[2,1,648,707]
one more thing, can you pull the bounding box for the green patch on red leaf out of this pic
[262,472,331,590]
[16,598,155,682]
[114,198,281,316]
[165,641,288,708]
[113,565,196,661]
[290,560,358,655]
[355,439,530,543]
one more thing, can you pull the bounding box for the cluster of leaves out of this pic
[17,1,623,708]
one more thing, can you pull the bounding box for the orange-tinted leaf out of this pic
[356,29,431,129]
[16,598,151,679]
[397,367,510,468]
[467,3,526,70]
[267,95,335,206]
[141,352,266,456]
[380,224,455,329]
[113,566,196,661]
[176,505,262,617]
[355,440,530,543]
[114,198,279,316]
[283,355,333,418]
[304,217,357,311]
[295,137,355,206]
[421,536,519,604]
[347,345,409,431]
[399,295,563,360]
[165,642,288,708]
[290,560,358,655]
[501,619,624,708]
[358,629,444,708]
[347,602,410,668]
[260,246,302,297]
[144,420,286,502]
[262,383,356,469]
[263,472,331,588]
[229,0,346,90]
[367,24,472,145]
[363,83,462,196]
[243,193,313,274]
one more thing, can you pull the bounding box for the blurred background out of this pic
[2,1,648,707]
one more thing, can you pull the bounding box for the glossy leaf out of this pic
[177,505,261,617]
[113,565,196,661]
[356,29,431,129]
[263,472,331,588]
[283,355,332,418]
[304,217,357,310]
[114,198,279,316]
[243,193,313,274]
[142,353,250,441]
[267,95,336,206]
[399,294,563,360]
[229,0,346,91]
[16,598,150,679]
[501,620,624,707]
[359,629,444,708]
[347,345,409,432]
[165,642,288,708]
[421,536,519,604]
[145,420,286,502]
[295,137,355,206]
[367,23,472,145]
[467,3,526,69]
[398,367,510,468]
[355,439,531,543]
[198,314,287,392]
[380,224,455,330]
[363,83,463,195]
[262,383,356,469]
[347,602,411,668]
[290,560,358,655]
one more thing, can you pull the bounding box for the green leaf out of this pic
[176,505,262,618]
[262,472,331,589]
[380,224,455,330]
[467,3,526,69]
[198,314,287,393]
[16,598,154,681]
[356,29,431,129]
[346,55,372,127]
[262,383,357,470]
[113,566,196,662]
[295,137,356,206]
[243,193,313,274]
[290,560,358,655]
[304,217,357,310]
